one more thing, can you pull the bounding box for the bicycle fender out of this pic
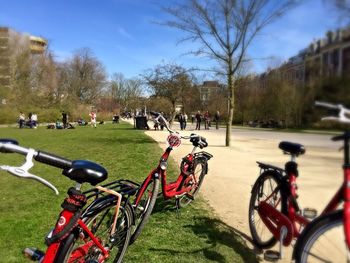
[194,151,213,174]
[194,151,213,161]
[252,170,284,194]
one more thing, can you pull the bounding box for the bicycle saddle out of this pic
[63,160,108,185]
[279,141,305,156]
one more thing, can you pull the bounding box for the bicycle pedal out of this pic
[264,250,280,262]
[23,247,45,261]
[303,208,317,220]
[186,193,194,200]
[175,200,181,219]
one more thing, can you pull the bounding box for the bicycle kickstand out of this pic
[175,199,181,219]
[264,226,288,261]
[279,226,288,259]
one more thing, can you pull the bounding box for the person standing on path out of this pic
[195,111,202,130]
[204,111,210,130]
[178,113,185,130]
[214,111,220,130]
[183,113,188,130]
[89,111,97,128]
[62,111,68,129]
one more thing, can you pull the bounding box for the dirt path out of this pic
[126,120,343,262]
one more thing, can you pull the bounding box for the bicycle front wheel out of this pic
[294,210,349,263]
[176,158,206,208]
[248,170,287,249]
[129,176,159,244]
[57,200,133,263]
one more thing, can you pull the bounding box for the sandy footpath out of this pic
[126,119,343,262]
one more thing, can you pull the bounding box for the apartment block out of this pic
[0,26,47,94]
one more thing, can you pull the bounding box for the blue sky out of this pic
[0,0,346,78]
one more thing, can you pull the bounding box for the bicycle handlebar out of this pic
[0,140,74,195]
[315,101,350,124]
[150,111,176,134]
[0,141,72,169]
[150,112,208,148]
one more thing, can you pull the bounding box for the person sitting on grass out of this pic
[55,120,63,129]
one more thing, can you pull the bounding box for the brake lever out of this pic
[0,149,59,195]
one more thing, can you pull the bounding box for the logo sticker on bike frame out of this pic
[58,216,66,226]
[167,134,181,148]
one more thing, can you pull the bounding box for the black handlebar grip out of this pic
[35,151,72,169]
[201,137,208,147]
[0,139,19,153]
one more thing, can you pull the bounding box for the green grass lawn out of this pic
[0,122,257,263]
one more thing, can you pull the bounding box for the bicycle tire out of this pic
[55,198,133,263]
[129,176,160,244]
[176,158,207,208]
[248,170,288,249]
[294,210,347,263]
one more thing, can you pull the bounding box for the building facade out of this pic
[199,80,220,104]
[0,26,47,101]
[257,26,350,88]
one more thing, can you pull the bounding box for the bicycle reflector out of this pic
[167,134,181,148]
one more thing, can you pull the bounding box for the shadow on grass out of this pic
[150,198,259,262]
[83,136,155,145]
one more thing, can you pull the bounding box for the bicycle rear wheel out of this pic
[294,210,348,263]
[129,176,159,244]
[57,199,133,263]
[248,170,287,249]
[176,158,206,208]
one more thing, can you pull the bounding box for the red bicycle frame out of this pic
[42,211,108,263]
[259,135,350,249]
[135,146,197,205]
[42,185,122,263]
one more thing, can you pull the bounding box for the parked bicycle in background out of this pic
[130,111,213,244]
[249,103,350,262]
[249,101,350,262]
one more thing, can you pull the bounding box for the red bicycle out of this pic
[249,101,350,262]
[0,139,135,263]
[293,102,350,263]
[130,111,213,243]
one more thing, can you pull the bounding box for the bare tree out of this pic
[66,48,107,104]
[143,62,194,124]
[326,0,350,16]
[163,0,296,146]
[109,73,143,112]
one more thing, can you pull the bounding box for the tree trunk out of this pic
[225,67,234,146]
[169,101,177,128]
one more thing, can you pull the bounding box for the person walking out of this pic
[89,111,97,128]
[214,111,220,129]
[183,113,188,130]
[204,111,210,130]
[178,113,185,130]
[195,111,202,130]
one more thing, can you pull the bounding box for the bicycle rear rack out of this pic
[83,179,140,200]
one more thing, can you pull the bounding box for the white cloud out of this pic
[117,27,132,39]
